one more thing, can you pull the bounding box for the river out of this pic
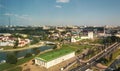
[0,45,54,62]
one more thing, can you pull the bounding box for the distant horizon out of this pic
[0,0,120,26]
[0,24,120,27]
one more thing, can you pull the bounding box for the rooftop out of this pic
[36,47,75,62]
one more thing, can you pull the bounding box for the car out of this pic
[87,63,90,65]
[104,49,107,52]
[107,67,115,71]
[85,69,93,71]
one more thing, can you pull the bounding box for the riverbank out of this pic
[0,42,45,52]
[0,48,53,71]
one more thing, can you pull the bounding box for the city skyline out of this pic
[0,0,120,26]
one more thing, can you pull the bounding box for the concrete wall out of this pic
[35,59,46,67]
[46,52,75,68]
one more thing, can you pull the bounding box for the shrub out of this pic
[24,53,32,58]
[53,44,57,49]
[6,53,17,64]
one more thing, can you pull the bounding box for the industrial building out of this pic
[35,48,75,68]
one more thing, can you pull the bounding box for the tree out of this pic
[33,48,40,55]
[14,51,19,56]
[30,37,40,44]
[35,49,40,55]
[109,54,113,61]
[11,33,24,38]
[6,53,17,64]
[13,39,19,48]
[76,49,81,54]
[53,44,57,49]
[24,53,32,58]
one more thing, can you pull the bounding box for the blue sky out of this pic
[0,0,120,26]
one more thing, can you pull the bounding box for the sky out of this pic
[0,0,120,26]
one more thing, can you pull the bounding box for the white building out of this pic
[71,32,94,42]
[0,42,9,46]
[88,32,94,39]
[71,36,81,42]
[81,32,94,39]
[0,36,30,47]
[85,69,93,71]
[42,26,50,30]
[35,49,75,68]
[0,33,11,36]
[115,34,120,38]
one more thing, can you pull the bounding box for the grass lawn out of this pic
[0,46,25,50]
[75,37,81,40]
[0,56,35,71]
[0,63,16,71]
[62,44,92,49]
[0,46,13,50]
[36,47,75,61]
[63,44,92,51]
[8,66,22,71]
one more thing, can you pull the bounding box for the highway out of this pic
[70,42,120,71]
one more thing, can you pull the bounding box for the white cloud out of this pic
[56,0,70,3]
[4,13,32,21]
[55,5,62,8]
[4,13,13,16]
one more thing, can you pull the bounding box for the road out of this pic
[105,55,120,71]
[70,42,120,71]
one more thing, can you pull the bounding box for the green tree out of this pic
[109,54,113,61]
[75,49,81,54]
[35,49,40,55]
[33,48,40,55]
[53,44,57,49]
[12,33,24,38]
[6,53,17,64]
[24,53,32,58]
[30,37,40,44]
[13,39,19,48]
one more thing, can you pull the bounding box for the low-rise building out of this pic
[115,34,120,38]
[35,48,75,68]
[0,35,30,47]
[71,36,81,42]
[71,32,94,42]
[81,32,94,39]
